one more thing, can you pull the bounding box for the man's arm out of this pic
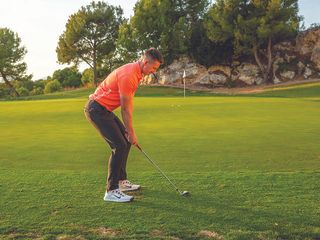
[120,94,139,147]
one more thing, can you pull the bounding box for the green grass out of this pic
[5,81,320,101]
[4,85,215,101]
[250,82,320,98]
[0,84,320,239]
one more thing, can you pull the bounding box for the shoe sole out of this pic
[120,186,141,192]
[103,197,134,203]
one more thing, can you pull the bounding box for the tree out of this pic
[56,1,124,86]
[0,28,31,96]
[16,86,29,96]
[116,0,209,65]
[190,22,234,66]
[0,83,11,98]
[52,67,82,88]
[30,87,43,96]
[204,0,301,83]
[115,20,141,64]
[44,80,62,94]
[81,68,94,86]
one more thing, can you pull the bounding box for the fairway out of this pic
[0,87,320,239]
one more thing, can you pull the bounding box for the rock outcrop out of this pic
[142,27,320,88]
[296,27,320,70]
[232,63,264,85]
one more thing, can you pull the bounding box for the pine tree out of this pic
[205,0,301,83]
[0,28,30,97]
[56,1,124,85]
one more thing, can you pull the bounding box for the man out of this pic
[84,48,163,203]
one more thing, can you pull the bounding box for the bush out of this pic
[33,79,46,89]
[63,75,82,88]
[30,87,44,96]
[52,67,82,88]
[13,79,34,91]
[44,80,62,93]
[16,87,29,96]
[81,68,94,86]
[0,84,11,98]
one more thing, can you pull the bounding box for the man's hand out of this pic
[126,130,141,149]
[126,130,138,145]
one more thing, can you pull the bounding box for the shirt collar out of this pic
[135,61,143,81]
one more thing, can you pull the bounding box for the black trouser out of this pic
[84,99,131,191]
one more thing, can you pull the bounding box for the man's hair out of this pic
[145,48,164,64]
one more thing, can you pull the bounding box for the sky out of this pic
[0,0,319,80]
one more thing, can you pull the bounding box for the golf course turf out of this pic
[0,83,319,239]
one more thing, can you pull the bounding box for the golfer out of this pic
[84,48,163,203]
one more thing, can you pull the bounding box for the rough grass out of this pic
[249,82,320,98]
[4,85,214,101]
[0,84,319,239]
[4,81,320,101]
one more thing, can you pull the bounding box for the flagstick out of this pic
[183,70,186,98]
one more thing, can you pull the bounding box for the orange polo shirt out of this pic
[89,61,143,111]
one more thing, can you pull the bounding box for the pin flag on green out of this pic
[183,70,186,98]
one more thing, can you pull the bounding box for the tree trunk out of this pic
[266,37,273,84]
[253,38,274,84]
[0,72,20,97]
[253,45,268,83]
[93,63,97,87]
[93,43,97,87]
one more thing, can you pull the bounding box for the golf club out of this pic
[137,145,190,197]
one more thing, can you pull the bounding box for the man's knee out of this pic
[114,140,129,152]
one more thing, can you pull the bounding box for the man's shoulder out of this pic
[117,62,140,81]
[117,62,136,73]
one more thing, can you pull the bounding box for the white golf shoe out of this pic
[119,180,141,192]
[103,189,134,203]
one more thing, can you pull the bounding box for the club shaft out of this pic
[140,148,181,194]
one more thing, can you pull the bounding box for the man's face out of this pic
[142,59,161,75]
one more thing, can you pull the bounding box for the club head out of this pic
[181,191,190,197]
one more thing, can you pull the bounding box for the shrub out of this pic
[33,80,46,89]
[44,80,62,93]
[0,84,11,98]
[16,87,29,96]
[81,68,94,86]
[52,67,82,88]
[13,80,34,91]
[30,87,44,96]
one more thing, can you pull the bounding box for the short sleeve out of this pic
[118,76,136,97]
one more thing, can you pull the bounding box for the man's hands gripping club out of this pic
[126,129,141,149]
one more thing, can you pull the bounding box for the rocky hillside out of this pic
[142,27,320,88]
